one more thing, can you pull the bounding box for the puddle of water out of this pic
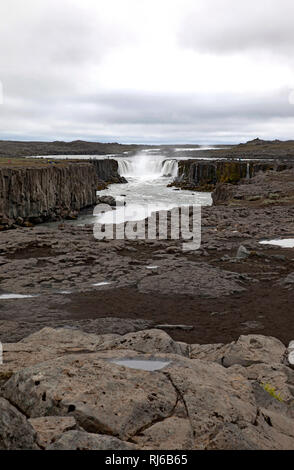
[259,239,294,248]
[92,281,112,287]
[145,265,159,270]
[0,293,38,300]
[109,358,171,371]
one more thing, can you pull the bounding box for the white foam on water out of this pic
[0,293,38,300]
[109,358,171,371]
[259,239,294,248]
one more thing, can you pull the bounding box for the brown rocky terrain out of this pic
[0,327,293,450]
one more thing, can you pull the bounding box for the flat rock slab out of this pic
[0,327,120,376]
[3,353,178,440]
[222,335,286,367]
[190,335,286,367]
[133,416,194,450]
[29,416,77,448]
[138,260,247,298]
[47,430,137,450]
[0,328,188,380]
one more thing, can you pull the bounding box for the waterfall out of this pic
[118,160,132,176]
[116,152,178,179]
[161,160,179,177]
[246,163,250,179]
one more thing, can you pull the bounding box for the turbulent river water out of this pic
[97,149,212,224]
[35,149,212,225]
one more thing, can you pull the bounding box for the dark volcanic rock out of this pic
[0,159,125,228]
[173,160,294,192]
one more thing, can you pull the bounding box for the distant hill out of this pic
[0,140,146,157]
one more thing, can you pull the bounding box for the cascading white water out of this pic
[118,160,131,176]
[117,152,178,179]
[161,159,178,177]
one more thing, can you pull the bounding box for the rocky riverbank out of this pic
[170,159,294,191]
[0,327,293,450]
[0,159,126,229]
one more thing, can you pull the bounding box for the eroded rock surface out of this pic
[0,398,38,450]
[29,416,77,448]
[47,431,137,450]
[1,328,294,450]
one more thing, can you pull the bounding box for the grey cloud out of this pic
[179,0,294,58]
[0,0,294,144]
[1,88,293,143]
[0,0,135,100]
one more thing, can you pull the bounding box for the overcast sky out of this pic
[1,0,294,144]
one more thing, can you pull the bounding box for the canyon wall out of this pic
[0,159,125,229]
[173,160,294,190]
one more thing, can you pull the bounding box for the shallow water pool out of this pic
[109,358,171,371]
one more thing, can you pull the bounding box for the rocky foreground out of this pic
[0,327,293,450]
[1,160,294,450]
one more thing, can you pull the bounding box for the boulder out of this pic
[236,244,251,260]
[97,329,189,357]
[47,430,137,450]
[29,416,77,448]
[222,335,286,368]
[138,260,246,298]
[0,327,120,376]
[133,417,194,450]
[286,340,294,369]
[96,195,117,207]
[230,362,294,403]
[0,398,38,450]
[204,423,256,450]
[164,359,257,449]
[242,410,294,450]
[190,343,231,363]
